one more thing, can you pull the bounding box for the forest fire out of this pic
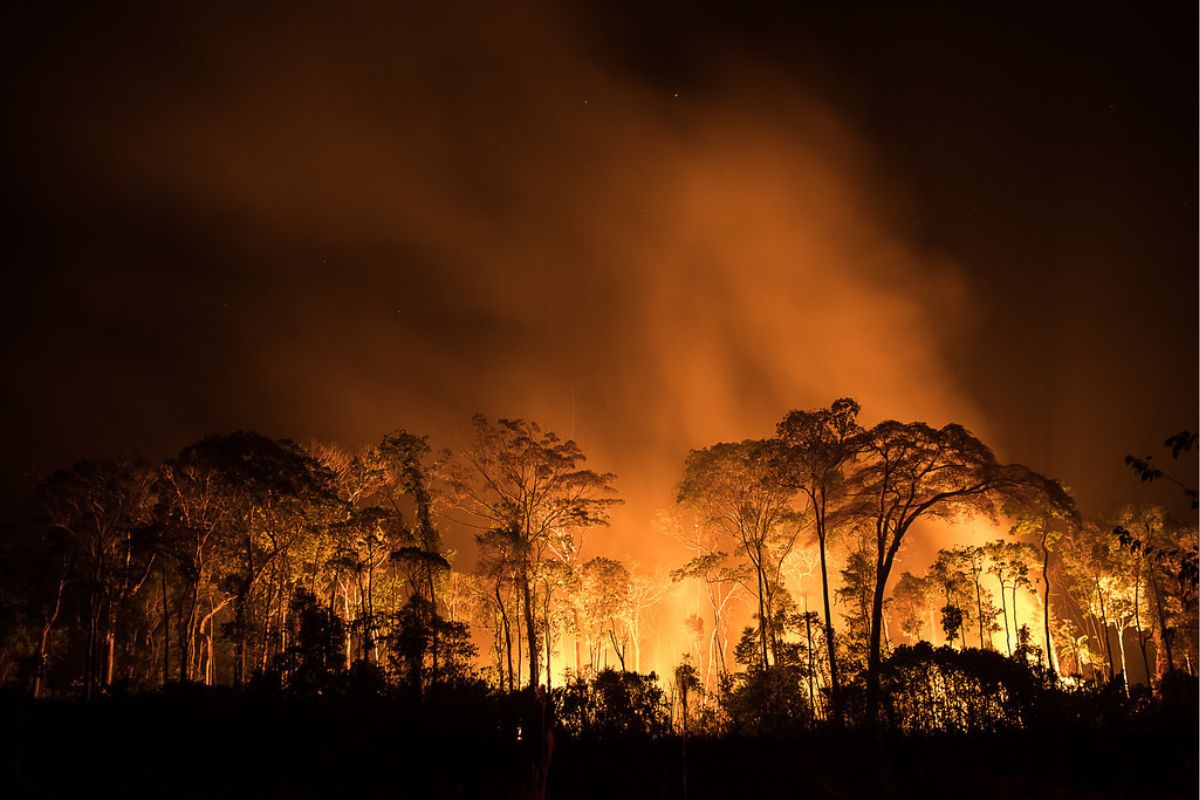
[6,410,1196,769]
[1,2,1196,798]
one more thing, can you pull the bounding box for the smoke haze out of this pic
[3,3,1194,590]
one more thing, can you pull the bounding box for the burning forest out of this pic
[1,2,1196,798]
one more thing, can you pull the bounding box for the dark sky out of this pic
[2,2,1196,549]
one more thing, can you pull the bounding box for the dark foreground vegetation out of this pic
[2,658,1196,799]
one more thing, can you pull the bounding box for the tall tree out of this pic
[581,557,632,670]
[927,548,974,649]
[37,460,156,697]
[475,525,522,690]
[158,449,245,682]
[1115,506,1198,679]
[836,541,879,666]
[1010,500,1077,677]
[663,510,746,691]
[677,440,803,671]
[983,539,1036,656]
[669,551,745,690]
[449,416,619,689]
[958,545,998,650]
[891,571,934,645]
[173,432,337,687]
[849,420,1074,721]
[774,397,862,719]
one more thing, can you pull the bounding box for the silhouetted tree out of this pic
[928,547,975,649]
[848,420,1073,721]
[891,571,934,645]
[388,595,477,691]
[774,397,862,719]
[1011,504,1076,678]
[554,668,669,739]
[448,416,619,689]
[37,459,157,697]
[175,433,337,687]
[664,511,746,693]
[268,588,346,695]
[475,525,522,690]
[677,440,803,671]
[674,657,703,800]
[836,542,878,666]
[984,539,1036,656]
[876,642,1044,734]
[158,445,248,684]
[1124,430,1198,509]
[1113,506,1198,679]
[580,556,632,670]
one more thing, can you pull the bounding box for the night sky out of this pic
[2,2,1196,551]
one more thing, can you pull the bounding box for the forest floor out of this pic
[1,691,1195,799]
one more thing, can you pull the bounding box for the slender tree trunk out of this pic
[261,572,277,672]
[706,629,718,696]
[997,577,1011,655]
[516,591,524,684]
[1133,563,1152,691]
[680,678,689,800]
[558,617,569,681]
[179,548,202,682]
[753,544,769,670]
[427,570,439,677]
[608,625,626,671]
[233,594,246,688]
[197,606,207,686]
[496,584,513,692]
[1040,539,1054,677]
[710,583,729,676]
[34,560,70,699]
[234,532,255,689]
[161,565,171,685]
[866,568,887,723]
[973,576,986,649]
[1011,586,1020,643]
[544,612,553,690]
[522,570,539,689]
[84,586,101,699]
[365,555,376,663]
[1084,615,1104,681]
[207,604,215,685]
[180,582,198,682]
[1148,571,1174,673]
[104,626,116,688]
[867,532,905,724]
[632,617,642,673]
[816,526,841,721]
[343,586,353,670]
[1095,577,1115,680]
[804,598,815,714]
[1115,623,1130,695]
[492,622,504,688]
[572,606,583,674]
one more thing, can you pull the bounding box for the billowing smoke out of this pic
[22,5,977,522]
[7,4,1001,670]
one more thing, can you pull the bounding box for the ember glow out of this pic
[2,3,1196,798]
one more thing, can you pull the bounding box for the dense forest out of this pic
[1,400,1196,798]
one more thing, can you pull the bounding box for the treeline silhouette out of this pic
[0,402,1196,798]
